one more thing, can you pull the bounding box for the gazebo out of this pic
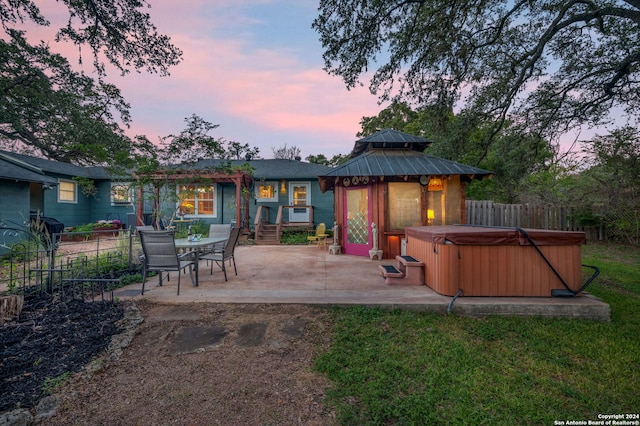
[318,129,493,259]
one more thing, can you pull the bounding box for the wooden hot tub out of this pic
[404,226,587,297]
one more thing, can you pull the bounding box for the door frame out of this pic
[288,181,310,222]
[342,185,372,256]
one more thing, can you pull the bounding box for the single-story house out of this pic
[0,150,335,243]
[318,129,493,259]
[142,158,334,243]
[0,150,134,230]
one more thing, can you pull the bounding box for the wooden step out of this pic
[255,224,281,245]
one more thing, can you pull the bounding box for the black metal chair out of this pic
[200,227,240,281]
[138,230,196,295]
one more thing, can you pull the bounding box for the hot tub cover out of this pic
[405,225,586,246]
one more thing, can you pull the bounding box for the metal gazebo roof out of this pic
[318,129,492,192]
[350,129,433,157]
[318,149,492,192]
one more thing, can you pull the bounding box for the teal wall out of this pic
[3,177,334,231]
[0,181,31,253]
[251,179,334,228]
[36,177,132,228]
[309,181,334,227]
[90,180,134,224]
[41,175,90,227]
[151,179,334,231]
[0,180,30,227]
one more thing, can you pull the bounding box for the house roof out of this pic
[192,158,333,180]
[351,129,433,157]
[0,150,113,179]
[0,152,59,185]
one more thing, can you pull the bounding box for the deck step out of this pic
[255,224,281,245]
[378,264,404,278]
[381,265,400,274]
[379,257,425,286]
[399,255,420,263]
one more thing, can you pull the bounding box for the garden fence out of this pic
[1,224,143,299]
[465,201,606,241]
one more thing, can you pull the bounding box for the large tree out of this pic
[158,114,260,165]
[0,30,134,165]
[313,1,640,141]
[0,0,182,76]
[0,0,182,166]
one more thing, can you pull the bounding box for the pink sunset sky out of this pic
[21,1,616,161]
[27,0,387,160]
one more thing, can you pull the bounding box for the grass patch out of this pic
[43,372,73,394]
[280,230,310,245]
[315,243,640,424]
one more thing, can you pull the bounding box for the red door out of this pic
[343,187,371,256]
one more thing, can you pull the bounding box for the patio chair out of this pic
[307,222,328,249]
[138,229,196,295]
[160,217,175,231]
[207,223,232,254]
[200,226,241,281]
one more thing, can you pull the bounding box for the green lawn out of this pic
[315,242,640,425]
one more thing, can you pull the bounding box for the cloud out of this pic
[110,8,382,156]
[13,0,384,158]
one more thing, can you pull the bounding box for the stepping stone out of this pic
[280,318,307,338]
[236,322,267,347]
[169,326,228,355]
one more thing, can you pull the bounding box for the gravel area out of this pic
[41,302,337,426]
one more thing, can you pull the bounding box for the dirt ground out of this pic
[41,301,338,426]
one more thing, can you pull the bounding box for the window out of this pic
[177,184,216,216]
[255,182,278,202]
[58,179,77,203]
[388,183,422,230]
[110,183,133,205]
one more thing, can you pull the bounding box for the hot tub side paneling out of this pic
[406,237,459,296]
[405,226,585,297]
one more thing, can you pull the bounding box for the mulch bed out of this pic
[0,294,125,412]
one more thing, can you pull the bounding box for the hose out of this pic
[447,289,464,313]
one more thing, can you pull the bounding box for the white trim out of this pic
[289,181,311,222]
[110,182,133,206]
[255,181,279,202]
[57,179,77,203]
[175,183,218,218]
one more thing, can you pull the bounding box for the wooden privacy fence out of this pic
[465,201,603,240]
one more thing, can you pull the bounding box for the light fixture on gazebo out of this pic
[427,209,435,225]
[428,178,443,191]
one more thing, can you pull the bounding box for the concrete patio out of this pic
[114,245,611,321]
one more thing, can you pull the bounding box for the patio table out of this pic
[174,237,226,286]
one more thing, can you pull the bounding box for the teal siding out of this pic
[90,180,134,223]
[0,181,31,254]
[220,184,236,225]
[0,180,30,226]
[41,175,92,227]
[253,179,334,228]
[154,179,334,230]
[309,181,334,227]
[38,176,130,227]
